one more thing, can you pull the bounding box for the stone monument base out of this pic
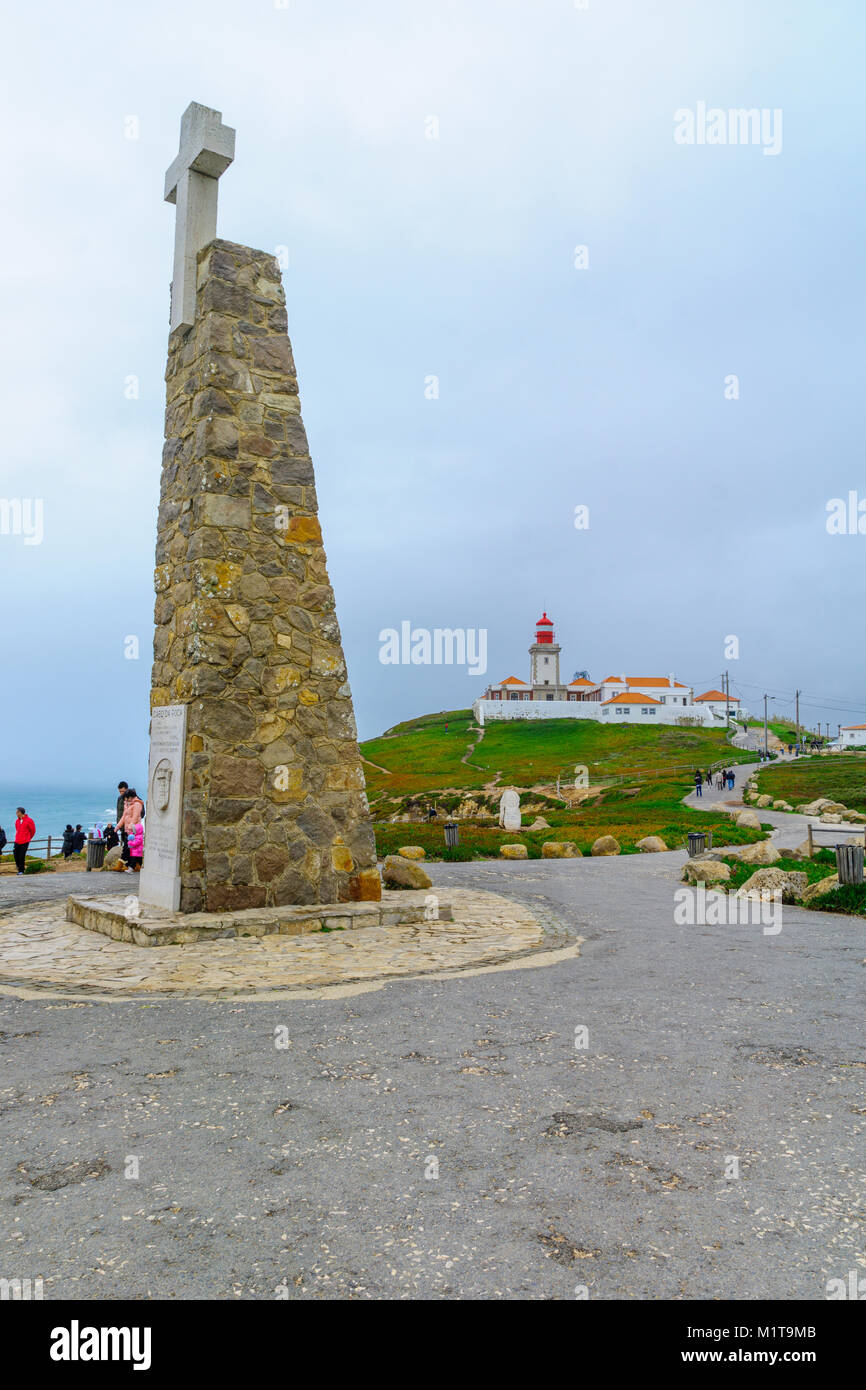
[65,890,452,948]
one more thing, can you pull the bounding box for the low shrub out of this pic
[808,882,866,916]
[720,853,846,896]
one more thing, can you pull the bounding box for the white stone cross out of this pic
[164,102,236,332]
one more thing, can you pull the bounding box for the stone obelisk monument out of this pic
[138,102,380,914]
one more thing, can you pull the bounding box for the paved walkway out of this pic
[684,754,865,851]
[0,869,138,912]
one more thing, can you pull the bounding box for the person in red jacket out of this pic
[13,807,35,875]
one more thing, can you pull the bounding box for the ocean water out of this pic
[0,786,123,842]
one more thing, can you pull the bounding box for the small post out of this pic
[46,836,52,861]
[807,823,813,858]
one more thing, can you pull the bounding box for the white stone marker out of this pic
[499,788,521,832]
[164,101,236,332]
[138,704,188,911]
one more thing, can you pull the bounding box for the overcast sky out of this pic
[1,0,864,787]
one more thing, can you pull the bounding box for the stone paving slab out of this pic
[0,889,566,999]
[65,890,454,946]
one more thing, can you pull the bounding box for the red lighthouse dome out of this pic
[535,612,554,645]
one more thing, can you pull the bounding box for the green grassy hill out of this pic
[755,753,866,813]
[362,710,753,796]
[361,711,763,859]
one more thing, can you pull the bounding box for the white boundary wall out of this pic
[473,698,724,728]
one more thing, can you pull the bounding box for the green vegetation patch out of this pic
[808,882,866,916]
[23,858,51,875]
[375,805,763,861]
[754,754,866,815]
[363,709,762,851]
[719,850,836,895]
[362,714,753,799]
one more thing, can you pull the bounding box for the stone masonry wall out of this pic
[150,238,380,913]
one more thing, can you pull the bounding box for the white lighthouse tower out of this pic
[529,612,565,698]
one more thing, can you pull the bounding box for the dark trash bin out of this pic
[835,843,864,885]
[444,822,459,849]
[86,835,106,872]
[687,832,706,858]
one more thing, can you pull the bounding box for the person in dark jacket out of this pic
[71,825,86,854]
[694,771,703,797]
[103,823,119,851]
[116,782,129,854]
[62,824,75,859]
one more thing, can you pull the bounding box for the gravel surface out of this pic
[0,843,861,1300]
[0,870,138,912]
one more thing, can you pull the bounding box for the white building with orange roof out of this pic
[838,724,866,748]
[694,688,743,720]
[475,614,738,728]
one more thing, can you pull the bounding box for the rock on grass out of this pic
[591,835,621,857]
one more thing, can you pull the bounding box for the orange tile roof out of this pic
[603,676,687,688]
[626,676,688,688]
[841,724,866,730]
[568,678,595,687]
[499,676,528,686]
[695,689,740,702]
[602,691,661,706]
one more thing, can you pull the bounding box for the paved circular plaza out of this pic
[0,888,579,1000]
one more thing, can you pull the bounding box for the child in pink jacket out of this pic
[127,820,144,871]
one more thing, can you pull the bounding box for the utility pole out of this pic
[763,694,769,756]
[725,670,730,728]
[795,689,800,754]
